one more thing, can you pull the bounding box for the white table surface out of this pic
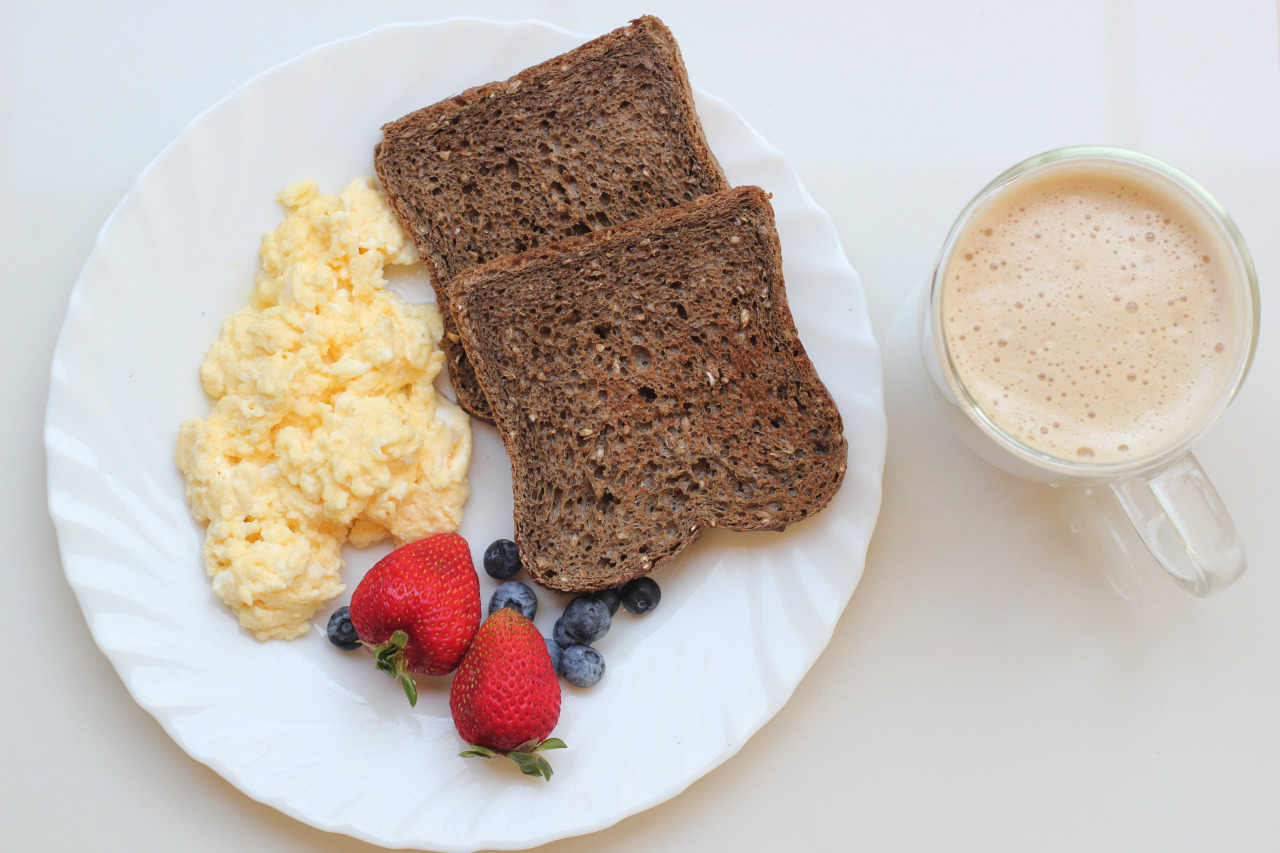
[8,1,1280,851]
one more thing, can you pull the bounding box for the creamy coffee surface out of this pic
[941,162,1240,463]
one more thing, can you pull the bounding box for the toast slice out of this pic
[375,16,730,422]
[450,186,848,593]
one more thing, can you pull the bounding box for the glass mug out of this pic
[920,146,1260,596]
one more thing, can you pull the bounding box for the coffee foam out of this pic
[941,161,1243,464]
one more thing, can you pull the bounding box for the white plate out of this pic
[45,18,886,852]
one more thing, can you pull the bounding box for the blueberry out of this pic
[560,593,611,644]
[597,587,621,616]
[326,605,360,651]
[552,617,575,650]
[488,580,537,620]
[482,538,522,580]
[560,644,605,688]
[620,577,661,615]
[544,635,563,675]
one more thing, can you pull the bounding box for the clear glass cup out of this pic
[920,146,1260,596]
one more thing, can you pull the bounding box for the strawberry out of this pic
[451,607,565,780]
[349,532,480,706]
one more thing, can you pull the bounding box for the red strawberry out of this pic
[451,607,565,779]
[349,532,480,705]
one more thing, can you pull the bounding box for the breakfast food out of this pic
[374,15,730,422]
[557,595,611,646]
[449,185,849,593]
[543,636,564,675]
[488,580,538,620]
[547,577,657,688]
[452,608,565,780]
[349,533,482,705]
[326,606,360,651]
[559,645,606,689]
[942,159,1245,463]
[619,577,661,615]
[552,618,576,651]
[595,588,622,616]
[175,179,471,640]
[482,538,523,579]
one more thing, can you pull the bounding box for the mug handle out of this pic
[1110,452,1246,596]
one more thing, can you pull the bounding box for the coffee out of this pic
[940,161,1244,464]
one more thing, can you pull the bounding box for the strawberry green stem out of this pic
[458,738,566,781]
[367,629,418,706]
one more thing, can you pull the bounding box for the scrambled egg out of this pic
[176,178,471,640]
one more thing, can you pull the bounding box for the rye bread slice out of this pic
[374,15,730,422]
[450,186,849,593]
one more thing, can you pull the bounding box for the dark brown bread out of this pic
[374,15,730,422]
[450,186,849,593]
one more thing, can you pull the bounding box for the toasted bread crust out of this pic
[375,16,729,422]
[451,187,849,593]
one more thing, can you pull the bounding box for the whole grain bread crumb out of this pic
[451,187,849,593]
[374,15,729,422]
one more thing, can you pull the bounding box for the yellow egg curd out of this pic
[176,178,471,640]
